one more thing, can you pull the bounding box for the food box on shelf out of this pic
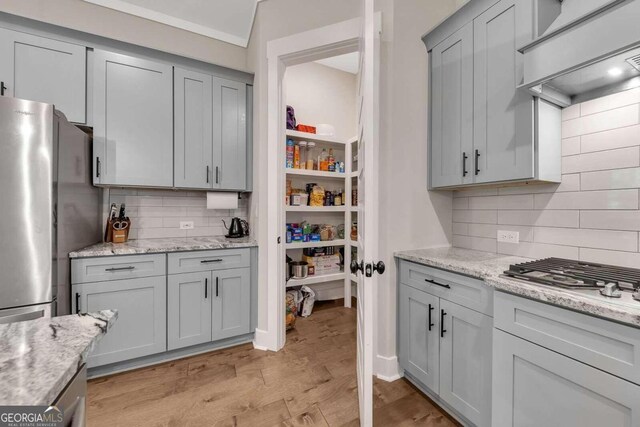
[302,255,341,276]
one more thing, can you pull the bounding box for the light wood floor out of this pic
[87,302,459,426]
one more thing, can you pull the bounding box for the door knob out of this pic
[373,261,385,275]
[350,260,363,274]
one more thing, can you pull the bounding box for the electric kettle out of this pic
[223,217,249,238]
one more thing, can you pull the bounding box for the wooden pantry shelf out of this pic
[286,130,345,146]
[285,239,346,249]
[286,272,346,287]
[286,169,346,179]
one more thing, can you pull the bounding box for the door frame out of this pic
[257,18,361,352]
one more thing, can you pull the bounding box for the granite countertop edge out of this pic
[0,310,118,406]
[394,247,640,328]
[69,236,258,259]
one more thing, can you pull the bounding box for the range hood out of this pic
[519,0,640,106]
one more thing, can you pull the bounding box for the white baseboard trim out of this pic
[252,328,274,351]
[375,354,403,382]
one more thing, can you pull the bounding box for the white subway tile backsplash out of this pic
[580,210,640,231]
[105,189,249,240]
[580,125,640,153]
[561,104,640,138]
[534,227,638,252]
[534,190,638,210]
[452,88,640,268]
[581,167,640,190]
[561,147,639,173]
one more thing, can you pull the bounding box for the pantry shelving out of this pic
[285,239,346,249]
[286,206,347,213]
[286,169,346,179]
[286,129,345,147]
[287,271,347,288]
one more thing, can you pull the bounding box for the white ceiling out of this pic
[82,0,261,47]
[315,52,360,75]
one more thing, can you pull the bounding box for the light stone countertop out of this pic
[69,236,257,259]
[395,247,640,328]
[0,310,118,406]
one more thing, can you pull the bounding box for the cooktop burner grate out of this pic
[504,258,640,291]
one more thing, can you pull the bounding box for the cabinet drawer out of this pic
[494,291,640,385]
[399,261,493,315]
[71,254,166,284]
[168,249,250,274]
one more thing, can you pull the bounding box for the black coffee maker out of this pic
[223,218,249,238]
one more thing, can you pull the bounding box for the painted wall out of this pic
[375,0,459,375]
[285,62,358,141]
[0,0,247,71]
[452,87,640,268]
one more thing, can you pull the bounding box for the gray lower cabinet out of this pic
[493,329,640,427]
[0,27,86,123]
[439,299,492,427]
[398,268,492,427]
[174,68,213,189]
[167,271,212,350]
[214,77,247,191]
[72,276,167,367]
[92,50,173,187]
[168,266,251,351]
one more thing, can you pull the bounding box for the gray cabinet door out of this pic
[93,50,173,187]
[473,0,535,183]
[398,284,440,393]
[212,267,251,341]
[213,77,247,190]
[0,28,86,123]
[72,277,166,367]
[493,329,640,427]
[167,272,212,350]
[174,68,213,189]
[439,300,492,427]
[430,22,473,189]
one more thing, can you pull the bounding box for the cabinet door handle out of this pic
[440,309,447,338]
[75,293,81,314]
[96,157,101,178]
[200,259,223,264]
[428,304,434,331]
[215,166,219,184]
[206,166,210,184]
[105,266,135,272]
[474,149,480,175]
[215,277,219,297]
[205,277,208,299]
[0,81,6,96]
[462,152,468,177]
[425,278,450,289]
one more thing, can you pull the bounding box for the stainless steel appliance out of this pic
[504,257,640,306]
[0,97,101,322]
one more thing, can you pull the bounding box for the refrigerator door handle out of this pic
[0,308,45,324]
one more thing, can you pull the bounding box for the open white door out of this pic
[351,2,382,426]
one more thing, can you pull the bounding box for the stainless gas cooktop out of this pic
[503,258,640,306]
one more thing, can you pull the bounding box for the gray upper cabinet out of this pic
[439,299,492,427]
[399,284,440,393]
[493,329,640,427]
[92,50,173,187]
[73,276,167,367]
[473,0,534,183]
[167,271,212,350]
[0,28,86,123]
[214,77,247,191]
[430,23,473,188]
[212,267,251,341]
[174,68,213,189]
[424,0,561,189]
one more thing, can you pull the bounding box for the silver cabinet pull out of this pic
[105,266,136,272]
[200,259,223,264]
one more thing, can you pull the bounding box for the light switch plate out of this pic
[497,230,519,244]
[180,221,194,230]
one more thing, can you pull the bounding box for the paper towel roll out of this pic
[207,192,238,209]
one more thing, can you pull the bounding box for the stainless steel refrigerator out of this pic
[0,96,101,323]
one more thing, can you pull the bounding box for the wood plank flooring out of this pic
[87,303,459,426]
